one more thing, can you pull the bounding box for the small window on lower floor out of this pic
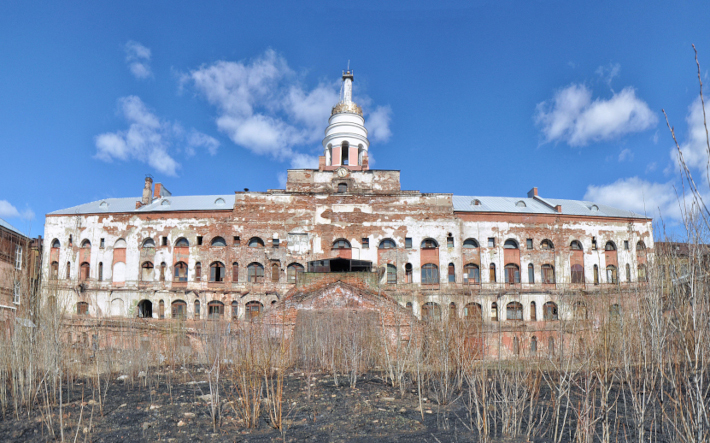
[362,238,369,249]
[405,237,412,249]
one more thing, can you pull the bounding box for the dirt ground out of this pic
[0,370,519,443]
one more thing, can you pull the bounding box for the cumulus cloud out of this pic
[125,41,152,79]
[182,49,391,166]
[585,177,682,220]
[95,96,219,176]
[535,84,657,146]
[0,200,34,220]
[670,97,710,174]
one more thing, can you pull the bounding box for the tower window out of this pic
[342,142,349,165]
[337,183,347,193]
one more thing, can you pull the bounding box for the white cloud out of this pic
[595,62,621,87]
[535,84,657,146]
[95,96,218,176]
[618,148,633,162]
[585,177,682,221]
[182,49,391,166]
[125,41,152,79]
[0,200,34,220]
[670,97,710,175]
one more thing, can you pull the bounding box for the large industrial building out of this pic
[42,70,653,355]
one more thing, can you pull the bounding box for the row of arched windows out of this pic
[76,299,265,320]
[417,301,561,322]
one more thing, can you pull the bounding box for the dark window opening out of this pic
[488,237,495,248]
[624,240,629,250]
[571,240,583,250]
[100,238,105,248]
[175,238,189,247]
[543,302,558,321]
[273,238,279,249]
[447,236,454,248]
[405,263,413,283]
[592,237,597,250]
[362,238,369,249]
[160,262,166,281]
[405,237,412,249]
[248,237,264,248]
[491,302,498,321]
[505,264,520,284]
[174,262,188,282]
[98,262,103,281]
[605,241,616,251]
[606,265,618,284]
[137,300,153,318]
[208,301,224,319]
[526,238,533,249]
[337,183,347,193]
[211,236,226,247]
[463,238,479,249]
[197,236,203,246]
[233,236,240,246]
[194,300,200,320]
[421,264,439,284]
[378,239,396,249]
[387,264,397,284]
[528,264,535,283]
[210,262,225,282]
[593,265,599,285]
[507,302,523,321]
[421,238,438,249]
[195,262,202,281]
[161,236,167,246]
[342,143,349,165]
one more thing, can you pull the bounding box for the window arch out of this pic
[464,303,482,321]
[636,241,646,251]
[387,264,397,284]
[287,263,304,283]
[246,301,263,319]
[137,300,152,318]
[491,302,498,321]
[175,237,189,247]
[405,263,413,283]
[447,263,455,283]
[142,238,155,248]
[464,263,480,284]
[421,302,441,321]
[174,262,188,282]
[114,238,127,248]
[507,302,523,321]
[211,236,227,247]
[232,262,239,282]
[208,301,224,319]
[540,239,554,250]
[332,239,351,249]
[571,264,584,283]
[463,238,479,249]
[504,239,519,249]
[247,262,264,283]
[51,239,60,248]
[530,301,537,321]
[337,183,348,193]
[504,263,520,284]
[210,262,225,282]
[80,262,90,281]
[248,237,264,248]
[541,264,555,284]
[528,263,535,283]
[605,241,616,251]
[141,261,154,281]
[606,265,618,284]
[570,240,583,250]
[421,264,439,284]
[421,238,438,249]
[171,300,187,319]
[543,302,559,321]
[378,239,396,249]
[81,239,91,248]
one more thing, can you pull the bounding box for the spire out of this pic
[332,68,361,116]
[342,69,353,103]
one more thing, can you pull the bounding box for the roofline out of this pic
[454,210,652,222]
[46,208,234,218]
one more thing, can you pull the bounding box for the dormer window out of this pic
[337,183,347,193]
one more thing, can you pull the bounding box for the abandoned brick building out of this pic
[0,218,42,327]
[43,70,653,357]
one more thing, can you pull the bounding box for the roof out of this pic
[48,195,235,215]
[0,218,25,237]
[452,195,648,219]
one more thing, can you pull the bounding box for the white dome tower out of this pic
[322,69,370,170]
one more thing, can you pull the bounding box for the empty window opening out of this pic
[208,301,224,319]
[66,262,71,280]
[447,235,454,248]
[421,264,439,284]
[593,264,599,285]
[531,336,538,354]
[248,237,264,248]
[422,302,441,321]
[51,239,60,248]
[624,240,629,250]
[448,263,455,283]
[171,300,186,319]
[160,262,166,281]
[210,262,225,282]
[194,300,200,320]
[405,263,413,283]
[543,302,558,321]
[175,237,189,247]
[211,236,226,247]
[592,237,597,250]
[341,142,349,165]
[464,263,480,284]
[248,262,265,283]
[161,236,167,246]
[233,236,240,246]
[463,238,479,249]
[51,261,59,280]
[69,235,73,246]
[488,237,495,248]
[571,240,583,250]
[507,302,523,321]
[98,262,103,281]
[504,239,518,249]
[362,238,370,248]
[505,263,520,284]
[378,239,396,249]
[137,300,153,318]
[174,262,188,282]
[636,241,646,251]
[197,236,203,246]
[272,238,279,249]
[605,241,616,251]
[606,265,618,284]
[540,239,554,250]
[142,238,155,249]
[421,238,438,249]
[405,237,412,249]
[528,264,535,283]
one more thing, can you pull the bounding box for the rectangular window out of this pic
[405,237,412,249]
[592,237,597,250]
[13,280,20,304]
[233,236,240,246]
[447,236,454,248]
[488,237,495,248]
[15,245,22,270]
[161,236,167,246]
[273,239,279,249]
[197,236,203,246]
[624,240,629,250]
[100,238,105,248]
[362,238,369,249]
[528,266,534,283]
[526,238,533,249]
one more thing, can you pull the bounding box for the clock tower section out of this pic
[319,69,370,171]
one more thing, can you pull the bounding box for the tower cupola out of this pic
[321,69,370,170]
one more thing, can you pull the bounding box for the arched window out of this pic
[51,239,60,248]
[464,303,482,321]
[489,263,496,283]
[530,336,538,354]
[540,239,554,250]
[530,301,537,321]
[211,236,226,247]
[160,262,166,282]
[248,237,264,248]
[247,263,264,283]
[505,264,520,284]
[447,263,455,283]
[528,264,535,283]
[638,264,647,282]
[231,301,239,320]
[246,301,263,319]
[449,302,457,320]
[175,237,189,247]
[504,239,519,249]
[571,264,584,283]
[66,262,71,280]
[208,301,224,319]
[337,183,347,193]
[636,241,646,251]
[332,239,351,249]
[421,238,438,249]
[137,300,152,318]
[98,262,103,281]
[421,264,439,284]
[80,262,90,281]
[194,300,200,320]
[405,263,413,283]
[421,302,441,321]
[210,262,225,282]
[232,262,239,282]
[141,261,154,281]
[570,240,583,250]
[464,264,480,284]
[341,141,349,165]
[593,265,599,285]
[171,300,186,319]
[174,262,188,282]
[541,264,555,284]
[287,263,304,283]
[378,239,396,249]
[195,262,202,281]
[574,301,588,320]
[81,239,91,249]
[626,263,631,282]
[606,265,618,284]
[77,302,89,315]
[491,302,498,321]
[463,238,479,248]
[507,302,523,320]
[543,302,558,321]
[271,263,280,282]
[159,300,165,319]
[387,264,397,284]
[142,238,155,248]
[605,241,616,251]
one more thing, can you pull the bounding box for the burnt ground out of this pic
[0,370,528,443]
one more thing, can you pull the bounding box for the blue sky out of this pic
[1,1,709,238]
